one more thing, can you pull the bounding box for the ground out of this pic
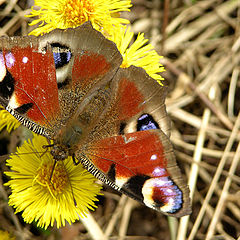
[0,0,239,239]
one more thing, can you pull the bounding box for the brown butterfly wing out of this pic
[0,22,122,138]
[0,22,191,216]
[76,66,191,217]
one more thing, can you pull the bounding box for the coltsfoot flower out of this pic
[0,109,21,132]
[111,25,165,84]
[5,134,102,229]
[27,0,132,36]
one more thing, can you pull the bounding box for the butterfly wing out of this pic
[0,23,191,216]
[81,129,191,217]
[0,22,122,138]
[0,35,60,136]
[76,66,191,217]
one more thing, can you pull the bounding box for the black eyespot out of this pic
[137,114,159,131]
[0,70,14,100]
[107,164,116,182]
[119,122,126,135]
[123,175,150,201]
[57,77,70,89]
[50,43,72,69]
[15,103,33,114]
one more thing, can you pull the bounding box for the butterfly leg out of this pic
[40,143,54,158]
[72,153,80,165]
[49,159,58,186]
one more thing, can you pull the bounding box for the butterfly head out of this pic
[49,143,69,161]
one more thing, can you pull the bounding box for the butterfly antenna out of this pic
[42,143,54,150]
[10,150,49,157]
[14,85,53,128]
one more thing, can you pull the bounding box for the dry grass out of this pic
[0,0,239,239]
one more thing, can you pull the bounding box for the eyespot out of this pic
[119,122,126,135]
[5,52,15,68]
[15,102,33,114]
[123,175,151,199]
[50,43,72,69]
[137,114,159,131]
[0,69,14,100]
[0,52,6,82]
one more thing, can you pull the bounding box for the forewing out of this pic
[0,35,60,136]
[0,22,122,138]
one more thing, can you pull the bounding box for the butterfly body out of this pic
[0,22,191,217]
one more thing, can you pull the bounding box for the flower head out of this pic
[5,134,102,229]
[111,25,165,84]
[0,109,20,132]
[27,0,132,36]
[26,0,164,84]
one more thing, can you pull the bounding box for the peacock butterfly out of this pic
[0,22,191,217]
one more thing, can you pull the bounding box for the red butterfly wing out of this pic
[80,129,190,217]
[0,23,191,217]
[0,42,60,132]
[75,66,191,217]
[0,22,122,138]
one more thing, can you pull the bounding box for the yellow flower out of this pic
[0,230,15,240]
[0,108,21,132]
[111,25,165,84]
[5,134,102,229]
[27,0,132,36]
[25,0,163,84]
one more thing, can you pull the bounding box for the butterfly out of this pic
[0,22,191,217]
